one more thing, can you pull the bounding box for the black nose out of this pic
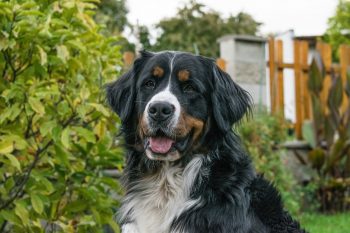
[148,101,175,122]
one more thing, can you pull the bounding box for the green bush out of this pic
[0,0,123,232]
[239,111,302,215]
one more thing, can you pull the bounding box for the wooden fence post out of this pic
[300,41,311,120]
[276,40,284,117]
[339,45,350,115]
[294,40,303,139]
[269,37,277,113]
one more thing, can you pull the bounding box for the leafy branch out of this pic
[0,114,78,210]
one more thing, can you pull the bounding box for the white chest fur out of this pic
[120,157,203,233]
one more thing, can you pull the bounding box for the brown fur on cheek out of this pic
[175,112,204,145]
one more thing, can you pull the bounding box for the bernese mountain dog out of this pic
[106,51,305,233]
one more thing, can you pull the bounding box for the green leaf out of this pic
[302,120,317,149]
[28,97,45,115]
[56,45,69,63]
[0,139,13,154]
[40,177,54,195]
[37,45,47,66]
[40,121,56,137]
[31,194,44,214]
[66,40,87,53]
[88,103,110,117]
[73,126,96,143]
[4,177,15,191]
[79,86,90,100]
[8,103,21,121]
[64,200,87,213]
[32,172,55,195]
[328,74,343,111]
[325,139,345,172]
[0,210,22,226]
[15,202,29,226]
[52,125,62,142]
[61,127,71,148]
[4,154,21,171]
[309,53,325,94]
[54,144,70,167]
[8,134,28,150]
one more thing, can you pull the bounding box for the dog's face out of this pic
[107,51,251,162]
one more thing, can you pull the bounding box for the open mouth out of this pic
[144,130,192,160]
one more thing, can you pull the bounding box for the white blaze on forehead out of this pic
[167,53,177,87]
[145,53,180,125]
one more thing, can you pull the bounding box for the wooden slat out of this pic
[266,40,350,140]
[269,37,277,113]
[339,45,350,115]
[276,40,284,116]
[300,41,311,120]
[294,40,303,139]
[266,62,341,73]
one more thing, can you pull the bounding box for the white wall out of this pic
[219,39,235,79]
[275,30,296,122]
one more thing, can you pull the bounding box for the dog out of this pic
[106,51,305,233]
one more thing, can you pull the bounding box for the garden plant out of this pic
[306,52,350,212]
[0,0,123,232]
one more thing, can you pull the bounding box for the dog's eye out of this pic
[144,80,155,89]
[183,84,195,93]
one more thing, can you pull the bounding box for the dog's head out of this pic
[107,51,251,161]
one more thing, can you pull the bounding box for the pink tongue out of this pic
[149,137,174,154]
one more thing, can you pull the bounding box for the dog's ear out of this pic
[106,51,153,122]
[209,61,252,132]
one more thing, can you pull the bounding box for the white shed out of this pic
[217,35,268,107]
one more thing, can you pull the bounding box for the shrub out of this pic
[0,0,123,232]
[305,53,350,212]
[239,111,302,214]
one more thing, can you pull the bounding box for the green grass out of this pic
[298,212,350,233]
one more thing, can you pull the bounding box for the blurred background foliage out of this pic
[94,0,128,34]
[238,111,303,215]
[0,0,124,232]
[152,0,261,57]
[325,0,350,61]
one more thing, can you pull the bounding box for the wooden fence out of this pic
[268,38,350,139]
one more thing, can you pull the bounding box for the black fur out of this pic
[106,51,305,233]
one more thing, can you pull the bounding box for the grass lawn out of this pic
[298,212,350,233]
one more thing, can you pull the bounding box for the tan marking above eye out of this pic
[178,70,190,82]
[152,66,164,78]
